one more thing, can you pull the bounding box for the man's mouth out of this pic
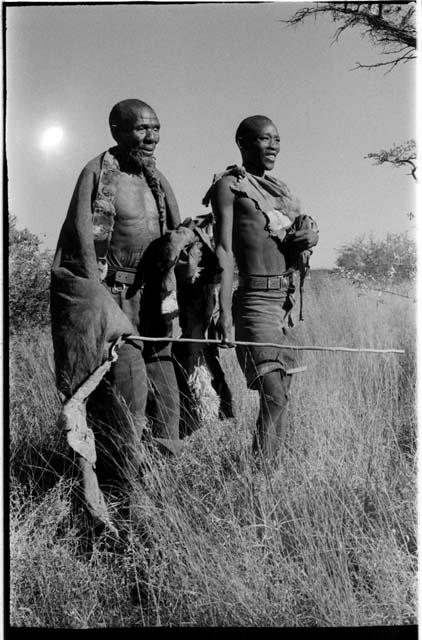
[132,145,155,156]
[265,154,277,161]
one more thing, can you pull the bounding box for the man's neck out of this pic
[242,162,265,178]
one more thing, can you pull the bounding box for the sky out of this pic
[5,1,416,268]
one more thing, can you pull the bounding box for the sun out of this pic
[40,126,64,150]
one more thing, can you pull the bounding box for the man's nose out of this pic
[144,129,156,142]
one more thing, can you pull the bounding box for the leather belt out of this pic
[238,274,291,291]
[106,265,138,286]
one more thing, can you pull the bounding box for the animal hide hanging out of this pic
[166,216,234,432]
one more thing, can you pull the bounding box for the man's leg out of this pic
[145,345,181,455]
[252,370,292,462]
[108,341,149,438]
[87,341,148,486]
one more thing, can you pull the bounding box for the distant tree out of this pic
[283,3,416,71]
[336,232,416,285]
[9,215,52,333]
[365,139,417,181]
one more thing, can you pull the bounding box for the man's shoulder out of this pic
[154,168,178,201]
[80,152,107,176]
[203,168,238,207]
[213,167,242,190]
[214,173,237,189]
[154,167,171,184]
[212,173,238,199]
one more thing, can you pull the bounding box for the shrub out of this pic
[9,215,53,334]
[335,232,416,284]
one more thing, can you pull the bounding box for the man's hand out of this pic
[217,310,235,347]
[285,228,319,251]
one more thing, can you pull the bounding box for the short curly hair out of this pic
[235,115,274,145]
[109,99,155,130]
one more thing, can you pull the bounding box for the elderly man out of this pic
[204,115,318,463]
[51,99,182,496]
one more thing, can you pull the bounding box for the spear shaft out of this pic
[124,335,405,355]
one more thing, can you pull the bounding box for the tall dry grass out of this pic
[9,273,416,627]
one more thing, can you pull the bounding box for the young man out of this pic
[51,99,182,490]
[205,115,319,462]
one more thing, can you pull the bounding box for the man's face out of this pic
[114,106,161,157]
[240,122,280,172]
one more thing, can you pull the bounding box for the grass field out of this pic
[9,273,417,627]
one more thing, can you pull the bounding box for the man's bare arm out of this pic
[211,177,235,342]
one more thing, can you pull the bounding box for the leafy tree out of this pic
[365,139,417,181]
[9,215,53,333]
[283,2,416,71]
[336,232,416,284]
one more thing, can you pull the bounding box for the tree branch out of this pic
[365,140,417,181]
[281,3,416,70]
[353,50,415,73]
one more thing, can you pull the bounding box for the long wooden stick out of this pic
[125,335,405,355]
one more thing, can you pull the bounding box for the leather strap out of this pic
[106,265,138,286]
[238,274,291,291]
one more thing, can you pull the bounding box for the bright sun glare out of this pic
[40,126,64,150]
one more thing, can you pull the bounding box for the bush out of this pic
[9,215,53,334]
[335,232,416,284]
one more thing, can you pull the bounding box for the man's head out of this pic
[235,115,280,174]
[109,99,161,160]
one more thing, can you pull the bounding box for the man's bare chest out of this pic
[232,196,287,273]
[114,172,159,222]
[233,196,271,236]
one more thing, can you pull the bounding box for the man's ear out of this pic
[110,125,120,143]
